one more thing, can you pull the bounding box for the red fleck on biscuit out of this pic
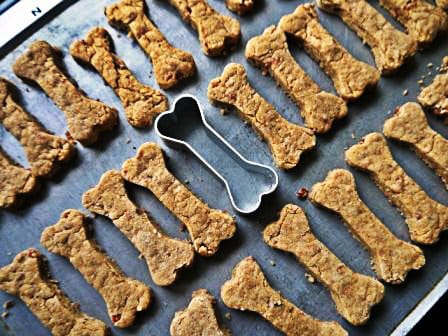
[121,143,236,256]
[13,41,118,146]
[41,209,151,327]
[105,0,195,89]
[245,26,347,133]
[0,249,107,336]
[221,256,348,335]
[82,170,195,286]
[310,169,425,283]
[264,204,385,325]
[278,4,380,100]
[0,77,75,177]
[316,0,417,74]
[208,63,316,168]
[167,0,241,56]
[346,132,448,244]
[384,102,448,189]
[70,27,168,127]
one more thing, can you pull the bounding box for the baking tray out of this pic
[0,0,447,335]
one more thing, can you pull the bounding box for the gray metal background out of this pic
[0,0,447,335]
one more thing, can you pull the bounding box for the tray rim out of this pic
[391,272,448,335]
[0,0,447,335]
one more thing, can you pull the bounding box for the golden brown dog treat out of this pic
[378,0,447,44]
[245,27,347,133]
[70,27,168,128]
[0,249,107,336]
[310,170,425,283]
[41,209,151,328]
[436,0,448,10]
[278,4,380,101]
[121,143,236,256]
[418,56,448,124]
[170,289,229,336]
[316,0,417,74]
[0,78,75,177]
[221,257,348,336]
[263,204,385,325]
[345,132,448,244]
[82,170,195,286]
[0,148,37,208]
[105,0,195,89]
[208,63,316,168]
[226,0,253,15]
[384,102,448,189]
[12,41,118,146]
[167,0,241,56]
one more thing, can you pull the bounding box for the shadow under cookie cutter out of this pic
[155,94,278,214]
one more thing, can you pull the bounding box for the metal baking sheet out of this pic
[0,0,447,335]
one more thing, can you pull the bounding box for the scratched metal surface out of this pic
[0,0,447,335]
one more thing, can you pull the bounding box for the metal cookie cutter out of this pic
[155,94,278,214]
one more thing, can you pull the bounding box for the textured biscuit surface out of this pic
[264,204,384,325]
[70,27,168,127]
[316,0,417,73]
[437,0,448,10]
[82,170,195,286]
[345,132,448,244]
[378,0,447,44]
[418,56,448,124]
[0,148,37,208]
[245,26,347,133]
[384,102,448,189]
[221,257,348,336]
[13,41,118,145]
[279,4,380,101]
[310,170,425,283]
[226,0,253,15]
[170,289,229,336]
[0,77,75,177]
[41,209,151,327]
[105,0,195,89]
[121,143,236,256]
[0,249,107,336]
[167,0,241,56]
[208,63,316,169]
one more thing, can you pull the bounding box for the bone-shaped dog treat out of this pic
[166,0,241,56]
[41,209,151,327]
[82,170,195,286]
[378,0,447,44]
[0,148,37,208]
[278,4,380,101]
[13,41,118,146]
[208,63,316,168]
[418,56,448,124]
[346,132,448,244]
[384,102,448,189]
[437,0,448,10]
[221,257,348,336]
[316,0,417,74]
[105,0,195,89]
[245,26,347,133]
[0,78,75,177]
[310,170,425,283]
[263,204,385,325]
[70,27,168,128]
[0,249,107,336]
[226,0,253,15]
[122,143,236,256]
[170,289,228,336]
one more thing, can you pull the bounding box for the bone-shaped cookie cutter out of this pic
[155,94,278,214]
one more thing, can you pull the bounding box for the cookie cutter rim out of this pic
[154,94,279,214]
